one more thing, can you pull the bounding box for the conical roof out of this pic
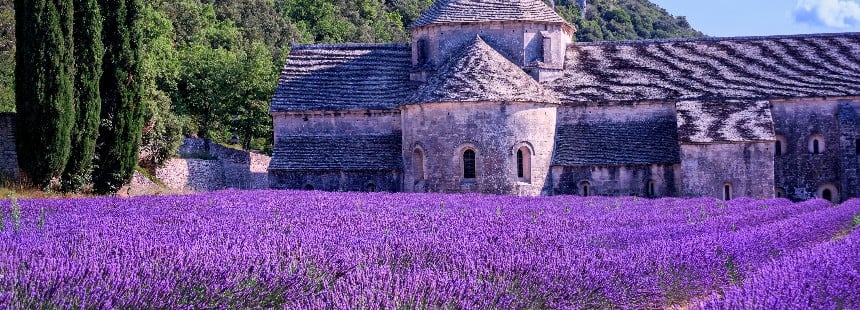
[408,36,560,104]
[411,0,567,28]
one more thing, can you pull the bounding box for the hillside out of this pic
[0,0,703,156]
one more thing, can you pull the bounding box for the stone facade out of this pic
[0,113,17,180]
[269,0,860,202]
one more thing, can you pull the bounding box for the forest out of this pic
[0,0,702,163]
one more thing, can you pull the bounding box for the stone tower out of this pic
[408,0,575,83]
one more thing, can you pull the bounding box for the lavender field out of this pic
[0,190,858,308]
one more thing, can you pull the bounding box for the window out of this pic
[463,149,476,179]
[367,183,377,192]
[417,39,429,66]
[775,140,782,156]
[413,148,425,181]
[776,187,786,198]
[856,138,859,155]
[822,189,832,202]
[580,181,591,197]
[808,135,825,154]
[647,180,656,197]
[723,183,732,201]
[515,146,531,183]
[304,184,314,191]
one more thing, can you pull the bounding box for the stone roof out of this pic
[269,135,402,171]
[408,36,560,104]
[552,117,680,166]
[270,43,416,112]
[676,100,775,144]
[411,0,567,28]
[548,32,860,104]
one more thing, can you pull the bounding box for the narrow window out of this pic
[775,140,782,156]
[304,184,314,191]
[463,149,476,179]
[723,183,732,201]
[581,181,590,197]
[516,149,524,178]
[855,138,859,155]
[822,189,833,202]
[648,180,656,197]
[367,183,377,192]
[813,139,820,154]
[417,39,428,66]
[776,188,785,198]
[413,148,425,181]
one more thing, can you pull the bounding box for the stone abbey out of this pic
[268,0,860,202]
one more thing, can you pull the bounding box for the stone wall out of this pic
[272,110,401,139]
[837,103,859,201]
[269,170,400,192]
[551,164,680,197]
[772,99,846,201]
[0,113,17,179]
[401,101,557,196]
[679,142,776,199]
[160,138,271,191]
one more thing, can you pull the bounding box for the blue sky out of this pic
[648,0,860,37]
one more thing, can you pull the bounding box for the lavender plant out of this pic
[0,191,855,308]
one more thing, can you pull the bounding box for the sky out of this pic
[648,0,860,37]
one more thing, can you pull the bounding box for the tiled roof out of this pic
[270,43,415,112]
[552,117,680,166]
[547,33,860,104]
[411,0,567,28]
[408,36,559,104]
[676,100,775,143]
[269,135,402,171]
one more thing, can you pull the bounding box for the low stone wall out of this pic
[154,138,270,191]
[0,113,17,179]
[156,159,226,191]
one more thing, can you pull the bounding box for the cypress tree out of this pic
[93,0,144,194]
[14,0,75,188]
[62,0,104,192]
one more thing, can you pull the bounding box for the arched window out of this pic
[647,180,656,197]
[367,183,377,192]
[723,183,732,201]
[413,148,425,181]
[580,181,591,197]
[818,184,839,203]
[822,189,832,202]
[515,146,531,183]
[304,184,314,191]
[808,135,825,154]
[775,140,782,156]
[463,149,476,179]
[775,135,787,156]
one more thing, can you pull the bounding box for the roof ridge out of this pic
[410,0,567,29]
[574,32,860,47]
[291,42,410,50]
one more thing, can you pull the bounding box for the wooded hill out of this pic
[0,0,702,160]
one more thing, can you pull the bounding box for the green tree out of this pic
[62,0,104,192]
[14,0,75,188]
[0,0,14,112]
[93,0,145,194]
[138,3,181,169]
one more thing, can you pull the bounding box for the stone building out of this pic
[269,0,860,202]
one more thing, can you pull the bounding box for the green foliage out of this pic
[14,0,75,188]
[63,0,105,192]
[93,0,145,194]
[553,0,703,42]
[0,0,13,112]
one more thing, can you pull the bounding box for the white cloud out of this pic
[794,0,860,28]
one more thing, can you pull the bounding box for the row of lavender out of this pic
[0,191,857,308]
